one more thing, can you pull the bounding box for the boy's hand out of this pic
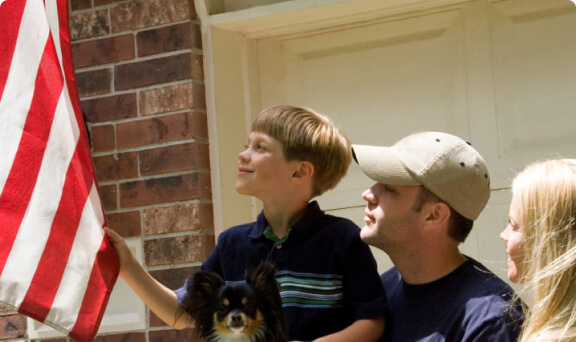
[104,227,135,278]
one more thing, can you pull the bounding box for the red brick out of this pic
[114,53,192,90]
[106,211,142,238]
[93,332,146,342]
[137,23,193,57]
[94,0,115,6]
[139,142,209,176]
[143,203,213,235]
[150,266,199,289]
[191,53,203,80]
[139,83,193,116]
[76,68,112,97]
[144,234,215,266]
[94,152,139,182]
[116,111,206,149]
[119,173,211,208]
[191,23,202,50]
[189,111,208,138]
[150,328,201,342]
[149,266,200,327]
[81,93,137,123]
[72,34,135,68]
[69,10,110,41]
[99,184,118,211]
[110,0,196,34]
[192,81,206,110]
[71,0,91,11]
[91,124,116,152]
[0,314,26,339]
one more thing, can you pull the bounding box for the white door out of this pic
[204,0,576,281]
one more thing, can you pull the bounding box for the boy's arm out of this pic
[105,227,192,330]
[291,318,384,342]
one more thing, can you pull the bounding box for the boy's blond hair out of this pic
[251,105,351,198]
[512,159,576,341]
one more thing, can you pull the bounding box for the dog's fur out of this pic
[181,263,286,342]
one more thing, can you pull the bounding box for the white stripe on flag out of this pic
[0,0,48,194]
[0,1,119,340]
[46,184,105,331]
[45,0,63,70]
[0,87,74,306]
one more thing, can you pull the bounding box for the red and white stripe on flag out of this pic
[0,1,119,341]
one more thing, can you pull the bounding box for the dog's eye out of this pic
[217,304,228,315]
[244,303,256,315]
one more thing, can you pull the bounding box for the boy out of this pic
[107,105,387,341]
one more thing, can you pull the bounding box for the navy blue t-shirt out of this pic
[380,257,523,342]
[176,201,388,341]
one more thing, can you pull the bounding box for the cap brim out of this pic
[352,144,420,186]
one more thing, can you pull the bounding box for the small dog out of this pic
[182,263,286,342]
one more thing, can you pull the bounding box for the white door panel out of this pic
[261,7,472,211]
[205,0,576,277]
[487,0,576,188]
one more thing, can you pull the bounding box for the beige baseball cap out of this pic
[352,132,490,220]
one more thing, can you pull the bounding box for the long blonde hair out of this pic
[512,159,576,341]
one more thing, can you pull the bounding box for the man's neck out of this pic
[393,250,467,285]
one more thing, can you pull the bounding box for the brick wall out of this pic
[0,0,214,341]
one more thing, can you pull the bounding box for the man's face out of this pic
[360,183,423,252]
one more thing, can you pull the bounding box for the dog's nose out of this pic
[229,312,245,328]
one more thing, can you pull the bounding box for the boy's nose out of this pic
[238,149,249,162]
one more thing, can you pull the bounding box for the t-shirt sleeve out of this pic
[463,314,523,342]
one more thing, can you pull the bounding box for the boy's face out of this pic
[236,132,299,199]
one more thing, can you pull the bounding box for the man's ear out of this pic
[424,201,451,227]
[292,161,314,182]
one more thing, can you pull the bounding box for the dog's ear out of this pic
[247,263,287,341]
[246,263,279,295]
[189,271,224,298]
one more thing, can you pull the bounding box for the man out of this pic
[352,132,524,342]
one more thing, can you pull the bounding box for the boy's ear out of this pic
[292,161,314,181]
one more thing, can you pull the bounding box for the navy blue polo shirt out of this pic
[176,201,388,341]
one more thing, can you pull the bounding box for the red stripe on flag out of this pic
[19,146,93,321]
[0,1,119,340]
[0,0,26,100]
[70,237,119,342]
[0,41,63,274]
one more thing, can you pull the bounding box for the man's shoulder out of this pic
[460,258,516,295]
[457,259,522,320]
[380,267,401,286]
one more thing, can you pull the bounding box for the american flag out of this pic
[0,0,119,341]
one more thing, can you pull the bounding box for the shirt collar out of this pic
[248,200,324,239]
